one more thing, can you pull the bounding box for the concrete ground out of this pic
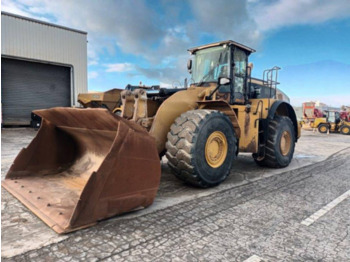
[1,128,350,261]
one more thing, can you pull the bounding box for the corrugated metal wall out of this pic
[1,12,87,105]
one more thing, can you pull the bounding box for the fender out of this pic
[149,87,207,154]
[197,100,241,138]
[268,100,300,141]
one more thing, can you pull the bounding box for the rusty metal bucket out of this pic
[2,108,161,234]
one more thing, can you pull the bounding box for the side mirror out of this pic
[219,77,231,86]
[187,59,192,71]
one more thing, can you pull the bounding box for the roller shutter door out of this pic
[1,58,71,125]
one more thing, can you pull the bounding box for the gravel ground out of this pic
[2,128,350,261]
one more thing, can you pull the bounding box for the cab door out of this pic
[231,48,248,104]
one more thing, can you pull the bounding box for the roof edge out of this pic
[188,40,256,54]
[1,11,87,35]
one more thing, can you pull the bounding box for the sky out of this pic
[2,0,350,107]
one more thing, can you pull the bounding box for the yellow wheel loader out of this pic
[311,110,350,135]
[2,40,300,233]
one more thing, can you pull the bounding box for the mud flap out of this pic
[2,108,161,234]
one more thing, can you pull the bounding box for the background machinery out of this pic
[78,88,123,112]
[77,84,160,115]
[340,110,350,122]
[312,110,350,135]
[301,101,324,128]
[2,40,300,233]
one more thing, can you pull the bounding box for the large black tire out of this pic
[318,124,329,134]
[340,125,350,135]
[166,110,236,188]
[254,116,295,168]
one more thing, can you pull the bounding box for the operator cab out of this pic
[327,111,341,124]
[188,40,255,105]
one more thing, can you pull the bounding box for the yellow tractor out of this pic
[2,40,300,233]
[312,110,350,135]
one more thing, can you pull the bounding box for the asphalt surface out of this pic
[1,128,350,261]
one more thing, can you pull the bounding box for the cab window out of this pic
[233,48,247,103]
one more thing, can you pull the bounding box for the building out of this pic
[1,12,87,125]
[315,101,327,107]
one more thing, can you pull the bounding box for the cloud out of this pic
[3,0,350,87]
[88,60,98,66]
[2,0,32,17]
[88,71,98,79]
[2,0,261,85]
[2,0,162,59]
[190,0,261,47]
[105,63,134,73]
[1,0,51,22]
[251,0,350,31]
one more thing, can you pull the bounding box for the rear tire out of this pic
[318,124,329,134]
[340,125,350,135]
[166,110,236,188]
[254,116,295,168]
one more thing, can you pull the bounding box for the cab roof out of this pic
[188,40,256,54]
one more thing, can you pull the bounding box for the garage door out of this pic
[1,58,71,125]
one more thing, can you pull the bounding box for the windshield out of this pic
[328,111,336,122]
[192,46,230,84]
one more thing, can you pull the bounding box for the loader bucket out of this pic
[2,108,161,234]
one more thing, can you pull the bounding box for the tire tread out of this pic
[254,116,295,168]
[166,110,233,187]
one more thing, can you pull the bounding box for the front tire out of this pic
[254,116,295,168]
[340,125,350,135]
[318,124,329,134]
[166,110,236,188]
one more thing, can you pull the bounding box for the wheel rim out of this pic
[342,127,350,134]
[319,126,327,133]
[205,131,228,168]
[280,130,292,156]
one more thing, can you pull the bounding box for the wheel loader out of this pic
[2,40,300,233]
[312,110,350,135]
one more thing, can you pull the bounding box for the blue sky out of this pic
[2,0,350,107]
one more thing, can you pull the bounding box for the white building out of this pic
[1,12,87,125]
